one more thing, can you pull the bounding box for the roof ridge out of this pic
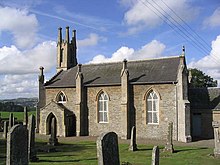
[81,55,180,67]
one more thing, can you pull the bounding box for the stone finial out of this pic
[78,64,82,73]
[188,69,192,83]
[66,26,70,43]
[121,59,129,77]
[181,45,185,57]
[73,29,76,38]
[123,59,127,70]
[58,27,62,43]
[39,66,44,76]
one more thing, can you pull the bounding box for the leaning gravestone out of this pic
[3,121,8,139]
[152,146,159,165]
[212,121,220,158]
[6,124,28,165]
[48,117,58,146]
[28,115,38,162]
[97,132,120,165]
[23,107,28,126]
[164,122,174,153]
[8,113,13,130]
[129,126,137,151]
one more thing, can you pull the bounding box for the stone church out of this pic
[36,27,192,142]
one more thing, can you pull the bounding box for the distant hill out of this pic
[0,97,38,112]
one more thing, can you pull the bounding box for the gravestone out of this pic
[129,126,137,151]
[152,146,159,165]
[12,116,15,126]
[8,113,13,130]
[97,132,120,165]
[23,107,28,126]
[164,122,174,153]
[212,121,220,158]
[48,117,58,146]
[3,121,8,139]
[28,115,38,162]
[6,124,28,165]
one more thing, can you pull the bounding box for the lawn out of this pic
[0,136,219,165]
[0,111,36,122]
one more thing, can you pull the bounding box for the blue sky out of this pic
[0,0,220,99]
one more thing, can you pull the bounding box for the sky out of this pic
[0,0,220,99]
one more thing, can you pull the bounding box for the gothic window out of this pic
[147,90,159,124]
[98,92,108,123]
[57,92,67,103]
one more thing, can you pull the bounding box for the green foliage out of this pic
[0,102,23,112]
[190,68,218,87]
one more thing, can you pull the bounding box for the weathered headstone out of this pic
[129,126,137,151]
[164,122,174,153]
[23,107,28,126]
[97,132,120,165]
[6,124,28,165]
[12,116,15,126]
[28,115,38,162]
[48,117,58,146]
[8,113,13,130]
[152,146,159,165]
[3,121,8,139]
[212,121,220,158]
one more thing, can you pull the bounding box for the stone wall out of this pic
[191,109,220,139]
[133,84,177,140]
[41,83,185,141]
[87,86,123,137]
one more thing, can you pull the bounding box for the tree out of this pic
[189,68,218,88]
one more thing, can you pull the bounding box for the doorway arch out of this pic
[46,113,57,135]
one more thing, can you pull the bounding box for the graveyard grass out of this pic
[0,137,220,165]
[0,111,35,121]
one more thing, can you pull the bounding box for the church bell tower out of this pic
[56,26,77,72]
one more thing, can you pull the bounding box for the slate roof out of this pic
[45,56,181,88]
[189,87,220,110]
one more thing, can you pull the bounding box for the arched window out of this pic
[147,90,159,124]
[98,92,108,123]
[57,92,67,103]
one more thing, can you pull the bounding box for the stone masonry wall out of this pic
[87,86,123,137]
[42,84,178,140]
[133,84,177,140]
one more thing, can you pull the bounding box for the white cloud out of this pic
[122,0,199,34]
[0,74,38,99]
[89,40,165,63]
[189,35,220,86]
[77,33,107,47]
[203,7,220,28]
[0,7,38,49]
[0,41,56,74]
